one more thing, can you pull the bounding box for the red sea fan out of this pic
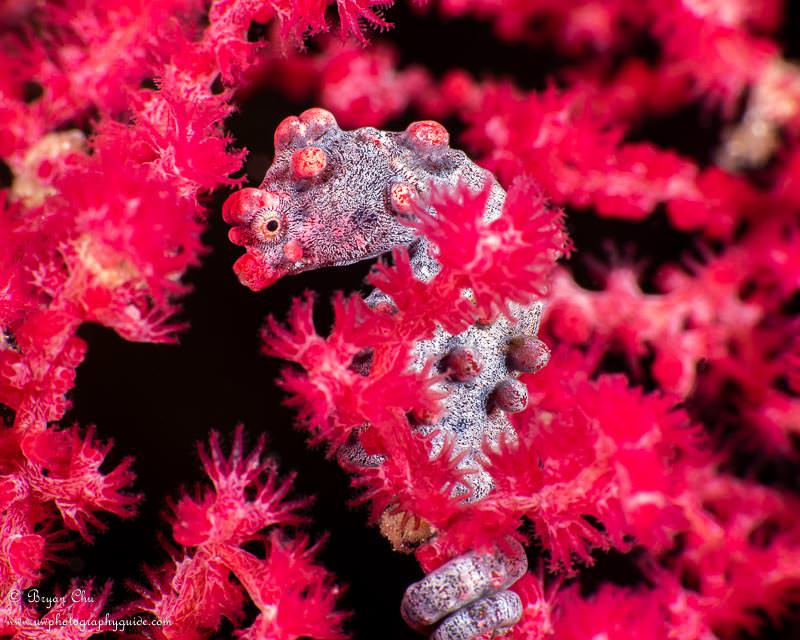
[132,427,348,640]
[3,0,800,639]
[170,428,308,547]
[545,203,800,454]
[263,291,443,453]
[460,83,706,226]
[407,177,569,323]
[255,0,394,46]
[319,40,432,127]
[263,291,464,528]
[0,309,85,425]
[653,0,780,114]
[435,0,645,52]
[1,1,370,637]
[550,583,679,639]
[504,572,558,640]
[368,176,569,336]
[19,425,140,539]
[219,535,348,640]
[477,348,702,570]
[0,421,139,608]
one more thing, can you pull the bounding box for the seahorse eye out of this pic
[254,212,282,241]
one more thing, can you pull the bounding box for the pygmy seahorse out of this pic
[223,108,552,640]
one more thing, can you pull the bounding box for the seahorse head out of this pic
[223,108,458,290]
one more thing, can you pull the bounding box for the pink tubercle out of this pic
[389,182,416,214]
[274,115,303,149]
[406,120,449,148]
[222,188,281,224]
[233,253,282,291]
[299,107,337,135]
[228,226,246,246]
[292,146,328,179]
[283,240,304,262]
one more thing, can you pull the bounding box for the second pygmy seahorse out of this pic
[223,108,552,640]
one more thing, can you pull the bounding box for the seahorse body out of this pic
[223,108,551,639]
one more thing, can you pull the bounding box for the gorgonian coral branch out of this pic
[0,422,139,597]
[132,426,347,640]
[3,0,800,638]
[1,3,375,636]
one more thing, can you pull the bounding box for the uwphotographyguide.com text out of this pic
[6,613,172,634]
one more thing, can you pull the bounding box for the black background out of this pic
[60,3,800,638]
